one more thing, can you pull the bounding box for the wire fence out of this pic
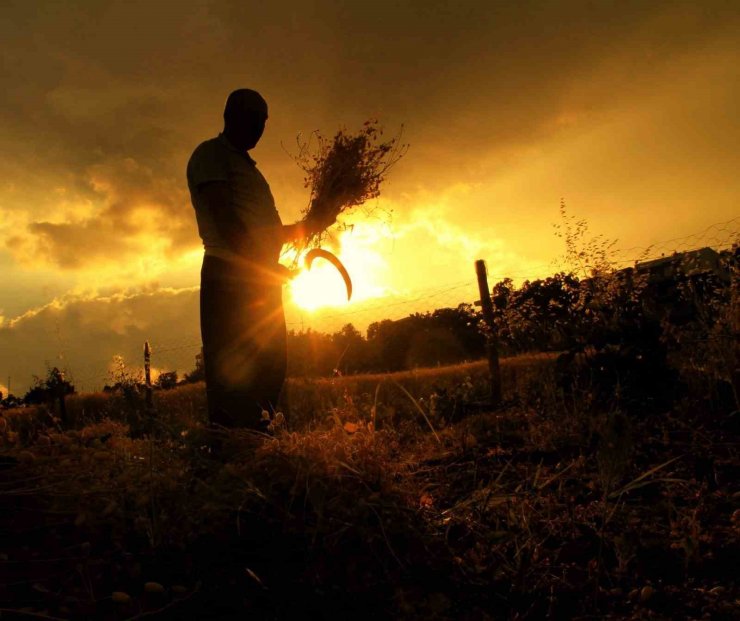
[9,217,740,395]
[611,216,739,267]
[67,281,485,392]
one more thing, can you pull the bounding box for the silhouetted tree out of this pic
[287,329,339,377]
[367,306,484,371]
[492,274,575,352]
[1,394,21,409]
[24,367,75,424]
[331,324,370,374]
[156,371,178,390]
[183,350,205,384]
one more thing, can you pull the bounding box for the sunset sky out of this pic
[1,0,739,394]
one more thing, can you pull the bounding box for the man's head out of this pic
[223,89,268,151]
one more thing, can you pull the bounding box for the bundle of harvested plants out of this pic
[293,120,407,245]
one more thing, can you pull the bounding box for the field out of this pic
[0,354,738,620]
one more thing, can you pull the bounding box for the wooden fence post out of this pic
[144,341,153,412]
[58,391,68,427]
[475,259,502,406]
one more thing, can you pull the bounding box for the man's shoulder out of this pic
[187,136,232,188]
[189,136,226,163]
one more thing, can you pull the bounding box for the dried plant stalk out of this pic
[291,120,408,246]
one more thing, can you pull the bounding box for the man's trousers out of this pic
[199,255,287,429]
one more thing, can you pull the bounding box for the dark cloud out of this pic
[2,1,737,268]
[0,0,738,391]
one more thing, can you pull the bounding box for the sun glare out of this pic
[290,265,350,310]
[288,224,389,311]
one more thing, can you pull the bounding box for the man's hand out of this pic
[281,222,308,243]
[281,211,336,243]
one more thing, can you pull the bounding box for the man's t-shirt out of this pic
[187,133,283,264]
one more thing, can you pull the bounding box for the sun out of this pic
[287,225,389,311]
[289,263,351,311]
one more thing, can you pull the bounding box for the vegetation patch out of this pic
[1,353,737,619]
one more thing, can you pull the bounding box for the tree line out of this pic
[2,244,737,414]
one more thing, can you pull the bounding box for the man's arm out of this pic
[197,182,302,259]
[197,179,338,253]
[198,182,309,255]
[195,181,249,256]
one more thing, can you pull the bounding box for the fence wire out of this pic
[611,216,739,267]
[14,217,740,395]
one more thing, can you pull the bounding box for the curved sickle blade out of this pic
[304,248,353,301]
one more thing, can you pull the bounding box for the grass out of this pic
[0,353,737,619]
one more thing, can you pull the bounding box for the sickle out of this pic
[304,248,353,301]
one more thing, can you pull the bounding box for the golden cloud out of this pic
[6,154,199,271]
[0,287,200,394]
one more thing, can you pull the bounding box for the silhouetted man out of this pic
[187,89,324,430]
